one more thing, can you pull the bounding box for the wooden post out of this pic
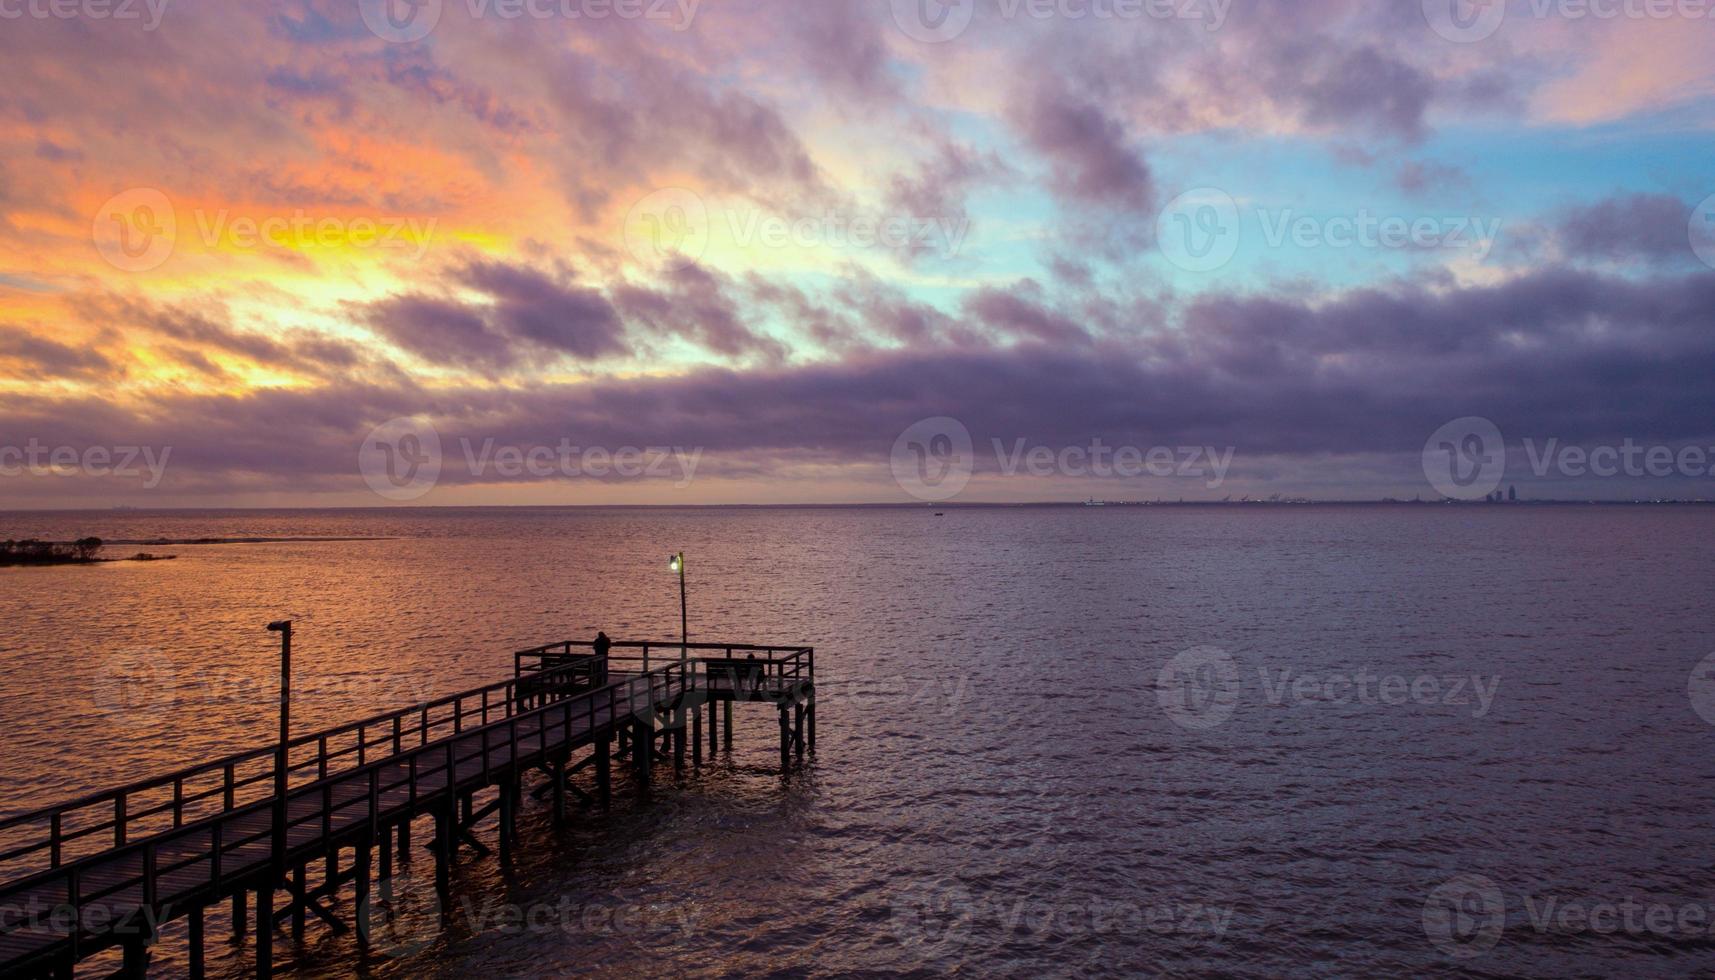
[778,706,790,771]
[379,824,393,883]
[256,888,273,980]
[232,889,248,938]
[188,905,205,980]
[121,936,148,979]
[355,835,372,946]
[291,864,306,941]
[634,719,652,787]
[724,701,733,749]
[434,806,452,900]
[674,708,686,771]
[498,782,515,867]
[807,695,816,751]
[794,700,806,759]
[692,704,702,765]
[267,621,291,889]
[551,756,566,824]
[596,739,612,805]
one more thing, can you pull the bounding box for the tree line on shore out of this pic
[0,538,105,565]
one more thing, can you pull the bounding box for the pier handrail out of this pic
[0,656,608,885]
[0,660,699,958]
[517,640,813,680]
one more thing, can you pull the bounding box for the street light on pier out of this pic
[669,551,687,663]
[266,619,292,876]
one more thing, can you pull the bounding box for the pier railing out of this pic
[0,657,607,887]
[516,640,814,697]
[0,661,699,962]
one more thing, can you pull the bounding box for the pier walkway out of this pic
[0,639,815,978]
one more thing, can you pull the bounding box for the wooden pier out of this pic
[0,639,815,978]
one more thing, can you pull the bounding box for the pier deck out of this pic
[0,640,814,978]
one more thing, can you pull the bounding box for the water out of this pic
[2,506,1714,977]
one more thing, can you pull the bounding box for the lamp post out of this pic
[669,552,687,662]
[266,620,292,876]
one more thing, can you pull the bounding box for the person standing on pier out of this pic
[593,630,612,685]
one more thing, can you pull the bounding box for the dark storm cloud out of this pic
[7,267,1713,498]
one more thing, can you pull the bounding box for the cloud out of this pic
[6,267,1714,501]
[364,259,627,371]
[612,261,787,361]
[0,325,113,380]
[1556,193,1695,265]
[1395,161,1470,196]
[1008,85,1154,213]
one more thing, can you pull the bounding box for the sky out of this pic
[2,0,1714,507]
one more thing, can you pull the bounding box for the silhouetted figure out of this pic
[744,652,762,697]
[593,631,612,685]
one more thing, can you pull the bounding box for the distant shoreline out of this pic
[0,501,1710,514]
[98,536,397,545]
[0,553,177,568]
